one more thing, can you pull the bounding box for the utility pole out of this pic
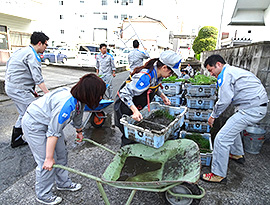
[216,0,226,49]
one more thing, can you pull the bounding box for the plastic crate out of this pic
[120,102,187,148]
[154,95,182,106]
[186,96,216,109]
[185,108,212,122]
[180,131,213,166]
[184,120,211,133]
[185,84,216,97]
[162,82,182,95]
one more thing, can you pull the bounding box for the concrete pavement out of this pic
[0,65,269,204]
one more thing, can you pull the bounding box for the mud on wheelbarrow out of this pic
[54,138,205,205]
[82,99,114,128]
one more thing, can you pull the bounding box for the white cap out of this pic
[160,50,182,77]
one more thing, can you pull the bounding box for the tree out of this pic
[192,26,218,55]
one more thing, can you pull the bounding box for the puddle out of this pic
[117,156,162,182]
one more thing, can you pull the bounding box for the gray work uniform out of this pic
[114,65,163,146]
[211,64,268,178]
[96,52,116,99]
[22,88,84,200]
[5,45,44,128]
[128,49,150,72]
[118,66,163,108]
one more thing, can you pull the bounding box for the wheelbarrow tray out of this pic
[84,99,113,111]
[102,139,201,189]
[120,102,187,148]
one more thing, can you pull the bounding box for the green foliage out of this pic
[185,133,210,153]
[192,26,218,55]
[198,26,218,39]
[188,73,216,85]
[195,53,201,61]
[153,109,175,121]
[162,75,186,83]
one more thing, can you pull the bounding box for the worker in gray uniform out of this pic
[114,50,182,146]
[96,43,116,100]
[128,39,150,73]
[22,74,106,204]
[201,54,268,183]
[5,31,50,148]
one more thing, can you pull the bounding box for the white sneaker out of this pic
[56,182,82,192]
[36,195,62,205]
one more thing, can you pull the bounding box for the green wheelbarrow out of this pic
[53,138,205,205]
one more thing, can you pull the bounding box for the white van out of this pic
[76,45,100,66]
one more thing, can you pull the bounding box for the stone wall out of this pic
[201,41,270,138]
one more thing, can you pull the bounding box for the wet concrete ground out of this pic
[0,65,270,204]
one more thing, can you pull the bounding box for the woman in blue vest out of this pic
[22,74,106,205]
[114,50,182,146]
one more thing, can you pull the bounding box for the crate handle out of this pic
[198,100,203,104]
[198,87,203,92]
[138,131,144,137]
[196,112,201,116]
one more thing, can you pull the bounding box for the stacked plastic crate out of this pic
[154,81,183,106]
[182,84,216,166]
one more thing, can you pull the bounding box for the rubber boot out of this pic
[11,127,27,148]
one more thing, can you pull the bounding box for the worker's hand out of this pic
[76,132,84,142]
[43,158,55,171]
[163,96,171,105]
[208,116,215,127]
[132,110,143,121]
[113,72,116,77]
[160,94,171,105]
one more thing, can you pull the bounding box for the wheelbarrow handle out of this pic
[53,164,103,182]
[82,138,116,155]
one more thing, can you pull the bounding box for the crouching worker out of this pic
[114,50,182,147]
[201,55,268,184]
[22,74,106,204]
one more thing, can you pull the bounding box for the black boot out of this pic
[11,127,27,148]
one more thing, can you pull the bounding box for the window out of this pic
[80,15,84,18]
[121,0,128,5]
[139,0,143,6]
[59,1,63,5]
[0,29,8,50]
[129,15,132,19]
[121,14,127,20]
[80,0,84,3]
[60,15,64,19]
[0,25,7,32]
[102,15,108,20]
[60,30,64,34]
[93,12,100,14]
[102,0,107,5]
[114,15,118,19]
[81,30,85,33]
[129,0,133,3]
[114,0,119,3]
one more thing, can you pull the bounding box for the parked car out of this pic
[40,47,67,65]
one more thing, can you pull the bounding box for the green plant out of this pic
[185,133,210,153]
[153,109,175,121]
[188,74,216,85]
[162,75,186,83]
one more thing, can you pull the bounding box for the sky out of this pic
[140,0,238,35]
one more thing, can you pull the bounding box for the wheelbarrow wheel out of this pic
[164,183,201,205]
[90,111,106,128]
